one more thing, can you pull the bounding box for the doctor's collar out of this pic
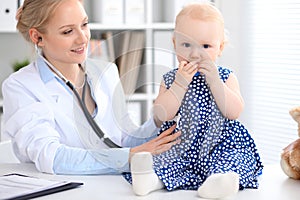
[36,55,56,84]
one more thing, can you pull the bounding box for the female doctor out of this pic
[2,0,180,175]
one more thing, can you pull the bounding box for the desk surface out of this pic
[0,163,299,200]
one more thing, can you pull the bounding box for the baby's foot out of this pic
[197,172,239,199]
[131,152,163,196]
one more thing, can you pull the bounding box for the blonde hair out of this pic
[16,0,79,43]
[175,2,227,42]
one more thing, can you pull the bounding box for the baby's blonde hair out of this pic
[175,2,227,43]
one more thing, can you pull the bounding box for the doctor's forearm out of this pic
[53,146,130,175]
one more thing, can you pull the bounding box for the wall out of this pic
[215,0,250,123]
[216,0,241,74]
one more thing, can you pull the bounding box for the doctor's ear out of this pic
[29,28,43,46]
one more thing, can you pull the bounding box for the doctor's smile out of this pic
[71,47,86,54]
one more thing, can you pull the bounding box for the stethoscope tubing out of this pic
[39,54,121,148]
[67,77,121,148]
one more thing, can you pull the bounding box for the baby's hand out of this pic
[175,61,198,88]
[197,51,219,86]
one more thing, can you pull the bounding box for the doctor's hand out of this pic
[130,124,181,156]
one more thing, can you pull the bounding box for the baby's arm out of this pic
[209,72,244,120]
[153,61,197,126]
[197,51,244,120]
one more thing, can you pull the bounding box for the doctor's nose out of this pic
[76,30,89,44]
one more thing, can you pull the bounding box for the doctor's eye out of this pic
[83,22,89,27]
[63,29,73,35]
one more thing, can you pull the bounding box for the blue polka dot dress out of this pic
[123,66,263,191]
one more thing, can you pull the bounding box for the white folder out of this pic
[92,0,124,24]
[0,0,18,32]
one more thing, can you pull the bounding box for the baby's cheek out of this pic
[205,49,218,61]
[177,55,188,63]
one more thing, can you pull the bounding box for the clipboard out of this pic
[0,173,83,200]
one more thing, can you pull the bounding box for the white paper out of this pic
[0,174,69,199]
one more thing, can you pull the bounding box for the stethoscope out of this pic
[38,53,121,148]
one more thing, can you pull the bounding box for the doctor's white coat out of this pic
[2,57,157,173]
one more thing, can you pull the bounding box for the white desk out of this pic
[0,163,299,200]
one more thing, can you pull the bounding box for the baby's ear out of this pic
[218,41,225,57]
[172,36,176,49]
